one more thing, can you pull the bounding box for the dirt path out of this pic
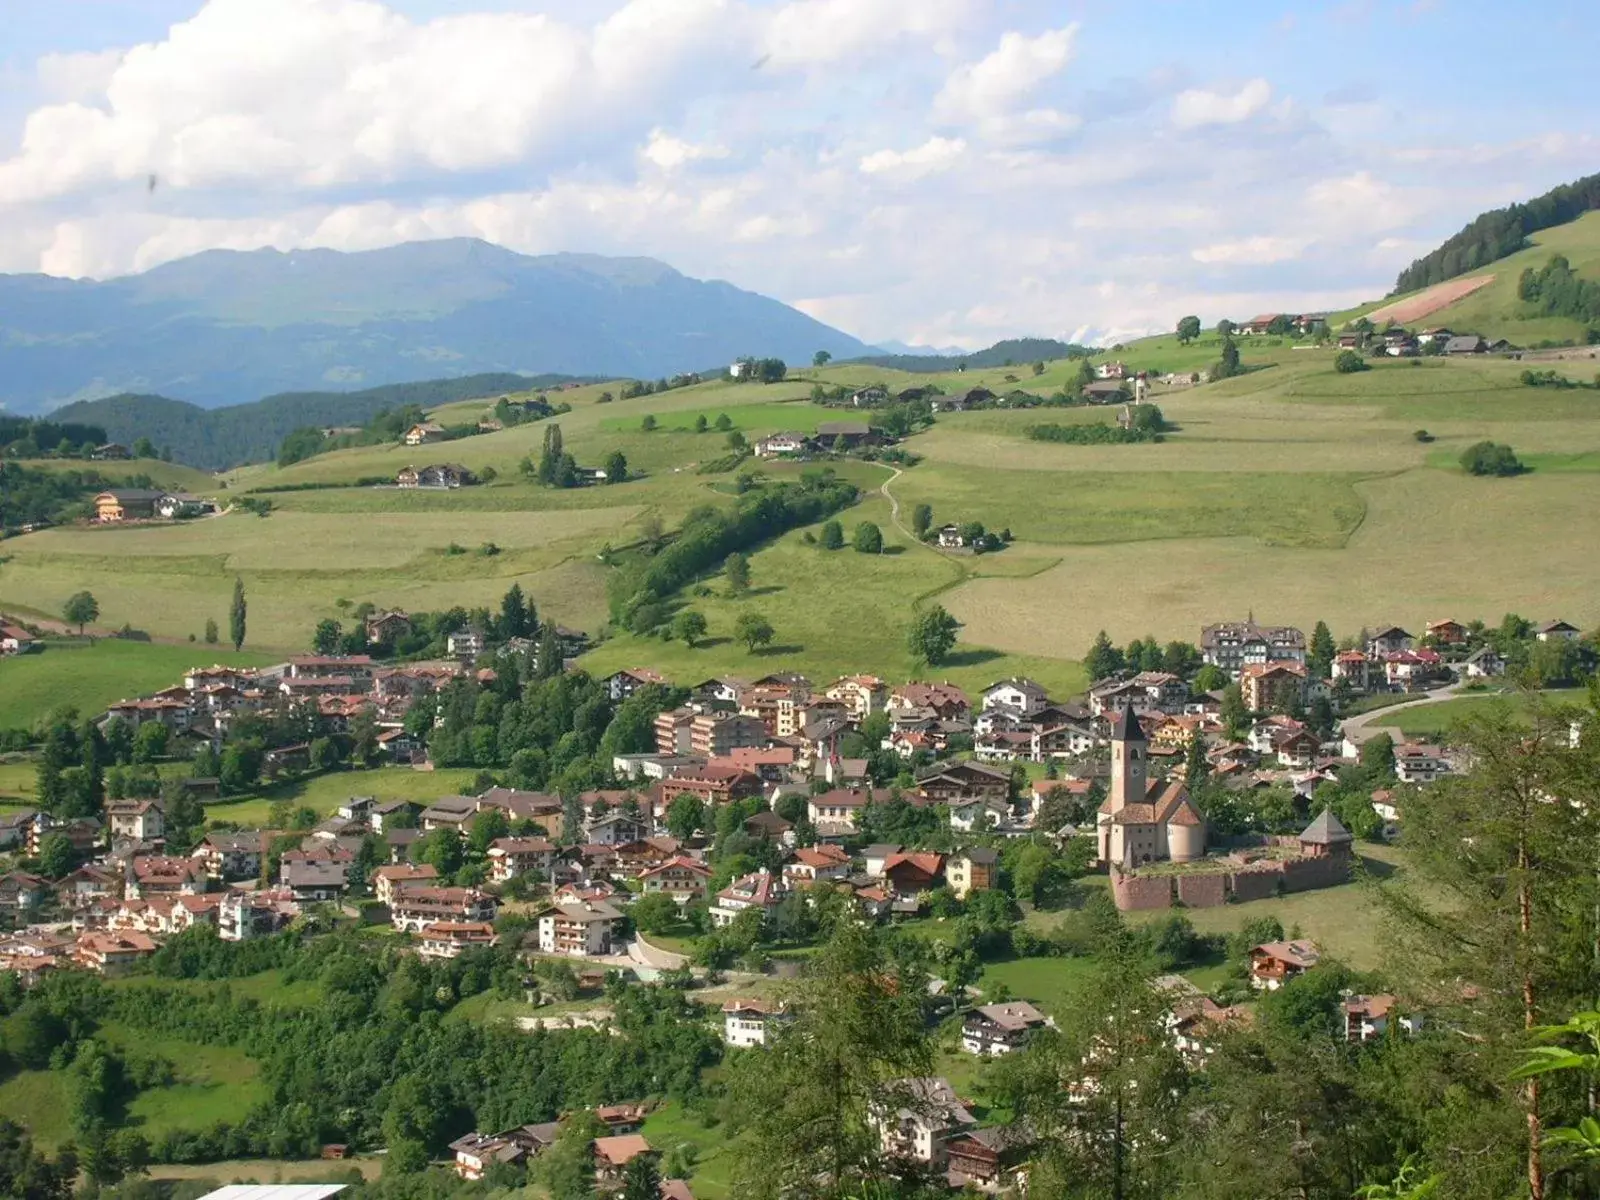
[1339,678,1466,745]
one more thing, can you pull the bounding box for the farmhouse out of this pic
[753,431,808,457]
[962,1001,1052,1056]
[1444,335,1487,355]
[0,624,36,655]
[722,998,791,1047]
[403,422,446,445]
[1249,940,1321,990]
[94,489,165,522]
[815,420,874,448]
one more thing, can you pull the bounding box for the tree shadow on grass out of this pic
[692,637,734,650]
[879,545,906,556]
[742,585,786,597]
[754,643,805,657]
[1356,853,1400,881]
[941,647,1005,669]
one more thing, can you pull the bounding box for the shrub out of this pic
[1334,350,1368,374]
[1413,430,1433,442]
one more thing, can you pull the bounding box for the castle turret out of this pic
[1107,707,1148,811]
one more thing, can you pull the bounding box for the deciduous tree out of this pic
[907,605,959,666]
[62,591,98,635]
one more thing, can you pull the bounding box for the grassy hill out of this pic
[2,286,1598,698]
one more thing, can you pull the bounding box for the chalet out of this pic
[946,1126,1030,1190]
[75,930,158,976]
[57,864,119,907]
[1249,939,1321,990]
[850,386,889,407]
[1331,650,1369,688]
[875,1077,977,1166]
[1240,314,1279,335]
[403,422,446,445]
[753,432,809,457]
[282,859,349,903]
[639,856,713,902]
[155,493,214,519]
[961,1000,1052,1056]
[945,848,998,900]
[1081,380,1126,403]
[92,443,132,460]
[888,682,969,721]
[365,610,412,644]
[420,795,478,831]
[711,868,787,927]
[815,420,874,448]
[534,899,623,956]
[915,760,1010,805]
[605,668,669,702]
[94,489,165,522]
[105,799,164,843]
[418,921,497,959]
[1464,646,1505,678]
[1444,335,1487,355]
[0,872,48,910]
[1384,649,1442,689]
[1537,619,1581,643]
[934,387,994,411]
[371,862,440,904]
[783,845,852,885]
[128,855,206,898]
[722,998,791,1047]
[450,1122,561,1180]
[1343,993,1422,1042]
[1395,742,1452,785]
[882,851,944,897]
[1366,626,1414,657]
[744,809,794,842]
[1,624,38,655]
[592,1136,655,1185]
[390,886,495,933]
[949,795,1009,832]
[192,832,264,880]
[1424,618,1468,646]
[487,838,557,883]
[825,674,886,719]
[982,677,1049,716]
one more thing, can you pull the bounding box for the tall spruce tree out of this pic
[229,576,247,650]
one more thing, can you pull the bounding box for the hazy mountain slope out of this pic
[0,239,871,413]
[50,372,581,469]
[848,338,1092,374]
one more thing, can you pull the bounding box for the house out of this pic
[942,848,997,900]
[155,493,213,519]
[722,998,791,1047]
[586,810,646,847]
[863,844,902,877]
[1201,622,1307,674]
[1395,742,1452,785]
[1424,619,1468,646]
[191,832,263,880]
[92,443,132,460]
[1096,359,1129,378]
[1343,993,1422,1043]
[605,668,669,702]
[403,422,446,445]
[391,886,496,932]
[753,431,809,458]
[75,930,158,976]
[889,682,969,721]
[1082,380,1127,403]
[982,677,1049,717]
[1240,314,1279,335]
[915,761,1010,805]
[365,610,412,645]
[1444,335,1487,355]
[1537,619,1582,643]
[94,489,165,522]
[418,921,497,959]
[825,674,886,719]
[934,523,966,548]
[592,1136,655,1185]
[57,864,119,907]
[1331,650,1369,688]
[1,624,38,655]
[372,862,439,904]
[744,809,794,843]
[1384,649,1442,689]
[1095,707,1205,869]
[711,868,787,927]
[1239,661,1307,713]
[449,1123,561,1180]
[807,787,869,833]
[487,838,557,883]
[945,1126,1030,1190]
[534,899,624,956]
[1366,626,1414,657]
[961,1001,1052,1056]
[447,629,485,659]
[1464,646,1505,678]
[0,872,48,910]
[875,1077,977,1166]
[882,851,944,897]
[783,845,852,886]
[105,799,164,843]
[282,859,349,903]
[638,856,713,903]
[815,420,874,448]
[1249,939,1321,990]
[948,795,1009,833]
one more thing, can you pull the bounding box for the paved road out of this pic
[1340,678,1467,745]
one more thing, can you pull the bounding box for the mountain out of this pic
[50,373,580,470]
[847,337,1092,374]
[0,239,873,413]
[1392,171,1600,296]
[871,339,969,357]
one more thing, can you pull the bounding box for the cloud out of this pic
[858,136,967,177]
[35,50,126,103]
[935,24,1077,122]
[1191,235,1312,266]
[642,129,729,170]
[1171,78,1272,129]
[761,0,971,68]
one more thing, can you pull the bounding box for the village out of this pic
[0,596,1585,1193]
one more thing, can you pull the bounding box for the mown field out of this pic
[0,640,277,730]
[1386,688,1585,737]
[3,316,1598,709]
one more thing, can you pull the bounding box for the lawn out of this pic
[639,1099,743,1200]
[0,640,277,730]
[0,759,35,801]
[1386,688,1584,737]
[978,954,1099,1018]
[202,765,486,828]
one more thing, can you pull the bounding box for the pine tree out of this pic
[1309,620,1336,679]
[538,424,564,485]
[1085,631,1123,681]
[229,576,247,651]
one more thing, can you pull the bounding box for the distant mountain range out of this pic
[849,337,1092,373]
[0,238,873,414]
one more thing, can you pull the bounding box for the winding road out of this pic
[1339,678,1467,746]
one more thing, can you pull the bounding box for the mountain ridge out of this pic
[0,238,872,413]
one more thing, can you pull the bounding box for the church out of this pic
[1095,707,1206,869]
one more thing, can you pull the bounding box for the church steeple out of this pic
[1107,706,1148,812]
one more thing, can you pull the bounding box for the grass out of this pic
[0,1071,71,1148]
[148,1158,383,1184]
[598,401,840,434]
[0,640,277,730]
[978,955,1098,1018]
[107,969,326,1009]
[202,765,486,827]
[1386,688,1584,737]
[639,1100,743,1199]
[0,759,36,801]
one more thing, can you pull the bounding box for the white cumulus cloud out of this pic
[858,136,967,177]
[642,129,730,170]
[1171,78,1272,129]
[936,25,1077,122]
[1191,235,1312,265]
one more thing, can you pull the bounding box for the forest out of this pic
[0,464,162,531]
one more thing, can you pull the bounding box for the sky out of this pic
[0,0,1596,349]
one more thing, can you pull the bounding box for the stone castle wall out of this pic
[1110,848,1353,912]
[1110,870,1176,911]
[1174,872,1228,908]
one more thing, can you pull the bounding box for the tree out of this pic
[1032,359,1046,376]
[1216,318,1235,337]
[132,436,156,459]
[630,892,680,936]
[724,552,751,596]
[1176,315,1202,344]
[1193,663,1228,693]
[540,422,568,480]
[735,612,774,654]
[714,413,733,432]
[672,609,707,647]
[203,618,218,645]
[852,521,883,553]
[727,430,747,451]
[620,1154,661,1200]
[1361,731,1396,777]
[230,576,247,650]
[813,350,832,367]
[1213,334,1241,380]
[62,591,98,635]
[911,503,933,538]
[131,721,168,765]
[1085,630,1123,681]
[499,582,533,639]
[729,922,933,1199]
[538,1111,602,1200]
[694,414,709,433]
[604,450,628,483]
[37,833,73,879]
[313,618,342,654]
[1220,683,1250,735]
[666,794,705,840]
[1309,620,1336,679]
[1460,440,1524,476]
[819,520,844,550]
[907,605,959,666]
[1335,349,1369,374]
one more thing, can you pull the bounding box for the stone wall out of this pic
[1281,852,1351,893]
[1110,870,1176,911]
[1175,872,1228,908]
